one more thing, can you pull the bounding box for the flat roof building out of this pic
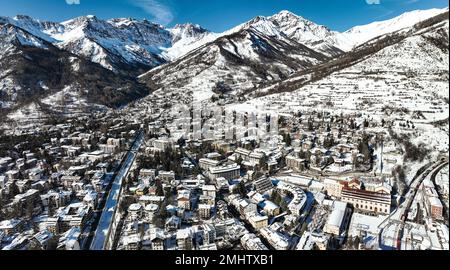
[324,201,350,236]
[207,163,240,181]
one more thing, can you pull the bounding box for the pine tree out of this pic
[155,179,164,196]
[354,236,361,249]
[283,133,292,146]
[258,156,267,172]
[236,156,243,166]
[236,181,247,197]
[308,121,314,131]
[280,199,288,212]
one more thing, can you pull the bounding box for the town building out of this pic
[177,189,191,210]
[198,204,212,220]
[238,199,257,217]
[286,155,306,172]
[323,201,350,236]
[202,224,216,244]
[202,185,216,199]
[324,178,345,198]
[260,200,281,217]
[207,163,240,181]
[422,179,443,221]
[340,179,391,215]
[260,227,289,250]
[249,214,269,231]
[241,233,268,250]
[253,177,274,194]
[277,181,307,216]
[128,203,143,220]
[176,229,193,250]
[199,158,221,171]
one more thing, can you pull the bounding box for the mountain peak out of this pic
[269,10,327,29]
[13,15,34,21]
[232,15,283,37]
[62,15,98,27]
[108,17,136,25]
[268,9,338,42]
[172,23,209,34]
[275,10,301,18]
[73,15,98,22]
[170,23,210,43]
[174,23,202,29]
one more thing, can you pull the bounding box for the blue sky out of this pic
[0,0,448,32]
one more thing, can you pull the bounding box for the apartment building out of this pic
[207,163,240,181]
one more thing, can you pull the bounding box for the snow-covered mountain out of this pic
[235,10,448,152]
[139,8,450,104]
[170,23,210,43]
[0,15,169,75]
[0,15,61,43]
[248,10,449,104]
[268,10,350,56]
[2,7,447,76]
[0,21,149,118]
[210,11,349,57]
[57,16,172,74]
[0,20,49,50]
[157,7,449,62]
[163,23,216,60]
[343,7,449,49]
[0,15,214,76]
[266,8,449,53]
[139,16,330,103]
[1,7,448,124]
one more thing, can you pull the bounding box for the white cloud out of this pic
[66,0,80,4]
[129,0,174,25]
[366,0,381,4]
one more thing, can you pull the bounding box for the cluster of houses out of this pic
[0,119,140,250]
[3,90,445,251]
[110,115,397,250]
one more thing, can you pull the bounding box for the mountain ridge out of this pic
[1,7,447,75]
[0,7,448,126]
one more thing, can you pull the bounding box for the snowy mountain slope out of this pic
[174,7,449,58]
[2,7,449,122]
[0,15,213,76]
[0,15,60,43]
[160,15,296,61]
[249,11,449,99]
[268,10,350,55]
[343,7,449,49]
[0,22,149,121]
[0,22,49,50]
[228,15,287,38]
[57,16,175,75]
[170,23,210,43]
[163,23,216,60]
[2,7,447,77]
[146,10,352,62]
[233,12,449,152]
[266,8,448,53]
[139,19,330,103]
